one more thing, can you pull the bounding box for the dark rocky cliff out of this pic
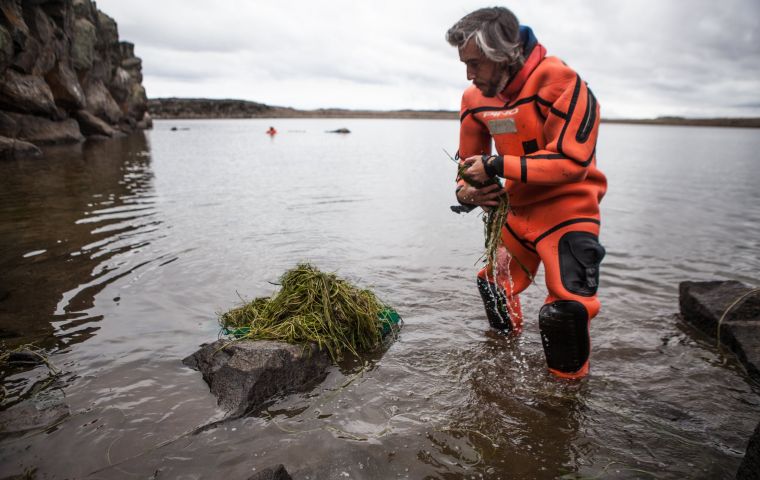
[0,0,150,159]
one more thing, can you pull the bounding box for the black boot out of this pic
[477,277,513,332]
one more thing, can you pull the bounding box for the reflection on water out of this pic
[0,134,156,345]
[0,120,759,479]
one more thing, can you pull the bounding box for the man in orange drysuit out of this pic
[446,7,607,379]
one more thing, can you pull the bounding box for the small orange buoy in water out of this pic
[266,126,277,135]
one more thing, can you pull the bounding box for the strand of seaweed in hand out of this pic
[480,187,510,269]
[443,148,494,191]
[481,191,535,306]
[443,149,531,277]
[444,148,508,270]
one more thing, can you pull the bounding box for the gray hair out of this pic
[446,7,524,68]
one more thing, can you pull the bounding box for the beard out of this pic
[480,69,510,98]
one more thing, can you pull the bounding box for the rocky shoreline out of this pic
[0,0,150,160]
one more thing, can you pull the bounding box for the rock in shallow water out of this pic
[0,135,41,159]
[679,280,760,381]
[247,464,292,480]
[679,281,760,480]
[0,389,69,437]
[183,339,330,417]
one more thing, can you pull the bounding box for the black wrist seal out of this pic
[481,155,504,178]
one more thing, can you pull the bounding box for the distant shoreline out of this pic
[602,117,760,128]
[147,98,760,128]
[147,98,457,120]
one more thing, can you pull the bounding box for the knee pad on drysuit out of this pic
[477,277,515,333]
[539,301,590,375]
[558,231,605,297]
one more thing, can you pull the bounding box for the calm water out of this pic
[1,119,759,479]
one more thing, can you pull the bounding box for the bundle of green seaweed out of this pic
[219,264,399,362]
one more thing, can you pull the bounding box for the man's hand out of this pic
[457,182,504,208]
[462,155,491,185]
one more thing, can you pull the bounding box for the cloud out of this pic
[96,0,760,117]
[534,0,760,117]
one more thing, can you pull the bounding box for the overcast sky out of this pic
[95,0,760,118]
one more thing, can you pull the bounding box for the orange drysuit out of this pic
[455,27,607,379]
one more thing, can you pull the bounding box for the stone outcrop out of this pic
[679,280,760,382]
[0,134,40,158]
[183,339,330,418]
[0,0,150,159]
[678,281,760,480]
[2,111,83,144]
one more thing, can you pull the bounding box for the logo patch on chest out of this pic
[487,118,517,135]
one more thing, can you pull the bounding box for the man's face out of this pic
[458,39,509,97]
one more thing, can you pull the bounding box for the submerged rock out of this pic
[0,135,42,159]
[679,280,760,381]
[247,464,292,480]
[0,389,69,437]
[183,339,330,417]
[680,282,760,480]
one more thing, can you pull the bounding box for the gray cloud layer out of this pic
[97,0,760,117]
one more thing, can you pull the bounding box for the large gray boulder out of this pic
[82,77,122,124]
[45,61,86,110]
[0,134,42,159]
[71,17,96,72]
[3,112,83,145]
[108,66,131,103]
[0,1,30,72]
[26,6,58,76]
[183,340,331,417]
[0,69,57,116]
[74,109,117,137]
[123,82,147,120]
[679,280,760,381]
